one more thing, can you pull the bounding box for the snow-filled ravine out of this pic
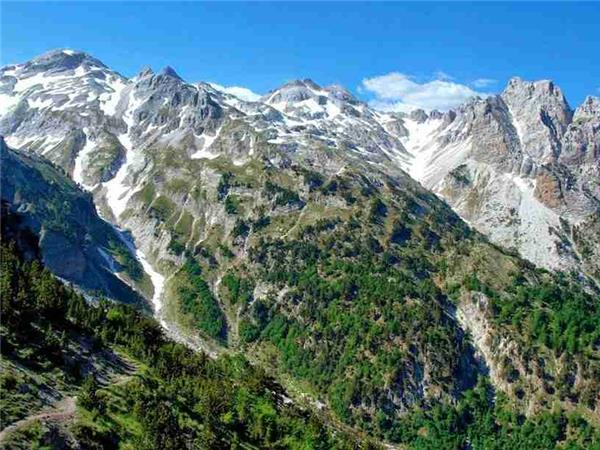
[80,88,168,320]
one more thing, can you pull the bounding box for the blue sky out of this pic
[2,2,599,110]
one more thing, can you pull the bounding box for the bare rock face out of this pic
[501,77,572,163]
[534,171,564,209]
[399,79,599,279]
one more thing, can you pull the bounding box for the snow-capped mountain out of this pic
[1,49,598,286]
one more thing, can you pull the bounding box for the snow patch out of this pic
[0,93,20,116]
[98,76,128,116]
[13,72,66,92]
[191,127,221,159]
[27,97,54,110]
[72,129,96,189]
[137,249,166,316]
[100,87,166,320]
[102,88,145,220]
[102,133,143,220]
[401,117,443,182]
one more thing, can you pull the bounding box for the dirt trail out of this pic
[0,396,76,443]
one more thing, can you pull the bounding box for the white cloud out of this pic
[209,83,261,102]
[361,72,491,112]
[471,78,497,88]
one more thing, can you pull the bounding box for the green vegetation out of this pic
[390,378,600,449]
[224,194,240,214]
[222,272,254,305]
[167,237,186,255]
[247,213,472,431]
[109,238,143,280]
[149,195,177,222]
[217,171,233,200]
[232,218,250,238]
[4,142,600,449]
[85,136,125,184]
[264,180,302,207]
[494,275,600,354]
[174,257,227,340]
[0,233,376,449]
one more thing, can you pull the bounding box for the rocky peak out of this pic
[574,96,600,119]
[159,66,183,80]
[501,77,573,161]
[409,109,428,123]
[503,77,570,108]
[263,79,320,105]
[324,84,360,105]
[136,66,154,79]
[428,109,443,120]
[22,49,108,75]
[301,78,322,90]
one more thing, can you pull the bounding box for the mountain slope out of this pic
[0,229,374,449]
[2,51,598,282]
[0,138,149,306]
[1,49,599,446]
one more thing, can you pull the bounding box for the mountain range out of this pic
[1,49,599,448]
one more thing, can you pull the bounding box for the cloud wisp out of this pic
[361,72,492,113]
[209,82,261,102]
[471,78,498,88]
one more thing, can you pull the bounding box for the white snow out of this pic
[74,66,88,77]
[27,97,54,110]
[4,135,30,149]
[191,148,219,160]
[101,87,166,318]
[191,127,221,159]
[298,98,324,115]
[324,100,341,118]
[13,72,66,92]
[137,249,166,315]
[2,67,18,77]
[105,222,167,318]
[72,129,96,189]
[103,88,145,220]
[62,49,76,56]
[102,132,143,219]
[512,116,525,145]
[98,76,128,116]
[401,118,443,182]
[0,93,19,116]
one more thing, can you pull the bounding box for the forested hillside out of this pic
[0,220,376,449]
[2,210,599,448]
